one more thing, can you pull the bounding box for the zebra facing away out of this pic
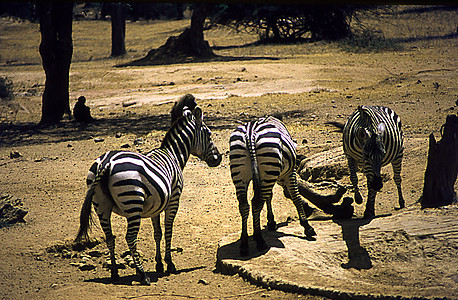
[75,106,222,285]
[230,116,316,256]
[327,105,404,219]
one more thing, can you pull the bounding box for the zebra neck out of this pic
[160,122,193,170]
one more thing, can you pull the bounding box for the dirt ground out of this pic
[0,7,457,299]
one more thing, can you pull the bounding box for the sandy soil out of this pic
[0,9,457,299]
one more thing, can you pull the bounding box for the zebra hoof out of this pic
[110,269,119,283]
[305,226,316,237]
[156,262,164,274]
[167,263,177,274]
[137,270,151,286]
[363,210,375,219]
[267,220,277,231]
[141,276,151,286]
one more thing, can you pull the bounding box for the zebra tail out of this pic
[74,163,110,243]
[325,121,344,132]
[246,132,262,201]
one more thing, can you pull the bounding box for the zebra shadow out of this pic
[333,217,378,270]
[85,265,205,285]
[216,220,315,274]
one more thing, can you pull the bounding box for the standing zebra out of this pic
[75,106,222,285]
[230,116,316,256]
[327,105,404,219]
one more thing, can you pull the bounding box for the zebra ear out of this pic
[193,106,203,126]
[358,106,370,123]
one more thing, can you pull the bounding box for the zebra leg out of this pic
[348,157,363,204]
[363,188,377,219]
[125,215,150,285]
[93,191,119,283]
[392,157,405,209]
[265,191,276,231]
[163,203,179,274]
[152,215,164,273]
[284,172,316,237]
[97,212,119,282]
[252,194,268,251]
[236,185,250,256]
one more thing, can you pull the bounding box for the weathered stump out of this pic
[421,114,458,208]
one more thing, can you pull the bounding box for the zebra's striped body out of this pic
[230,116,316,256]
[76,106,221,285]
[339,105,404,218]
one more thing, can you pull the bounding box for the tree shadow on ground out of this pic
[0,109,312,148]
[215,220,315,275]
[86,265,205,286]
[117,53,280,68]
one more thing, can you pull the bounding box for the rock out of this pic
[134,138,144,145]
[79,263,96,271]
[0,195,27,227]
[94,137,104,143]
[120,143,130,148]
[122,101,137,108]
[198,279,209,285]
[88,250,103,258]
[115,132,122,138]
[9,151,22,159]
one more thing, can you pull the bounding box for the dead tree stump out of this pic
[421,114,458,208]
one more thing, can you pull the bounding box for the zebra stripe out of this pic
[229,116,316,256]
[76,106,221,285]
[340,105,404,218]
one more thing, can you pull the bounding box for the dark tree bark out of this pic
[37,3,73,125]
[110,3,127,57]
[421,115,458,208]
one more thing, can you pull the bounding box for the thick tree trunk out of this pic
[37,3,73,125]
[110,3,126,57]
[421,114,458,208]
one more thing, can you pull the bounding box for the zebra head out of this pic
[189,107,222,167]
[357,122,386,191]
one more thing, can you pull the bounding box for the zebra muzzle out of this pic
[205,149,222,167]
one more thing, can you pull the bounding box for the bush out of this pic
[0,76,14,100]
[339,27,402,53]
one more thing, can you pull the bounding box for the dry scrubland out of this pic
[0,6,457,299]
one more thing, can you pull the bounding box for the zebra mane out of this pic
[161,108,194,148]
[170,94,197,124]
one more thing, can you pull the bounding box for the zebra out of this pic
[75,105,222,285]
[229,116,316,256]
[327,105,404,219]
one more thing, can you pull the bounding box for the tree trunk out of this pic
[37,3,73,125]
[110,3,126,57]
[421,114,458,208]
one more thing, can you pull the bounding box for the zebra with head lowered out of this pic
[75,104,222,285]
[230,115,316,256]
[327,105,404,219]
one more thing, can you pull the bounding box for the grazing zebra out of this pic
[75,106,222,285]
[327,105,404,218]
[229,116,316,256]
